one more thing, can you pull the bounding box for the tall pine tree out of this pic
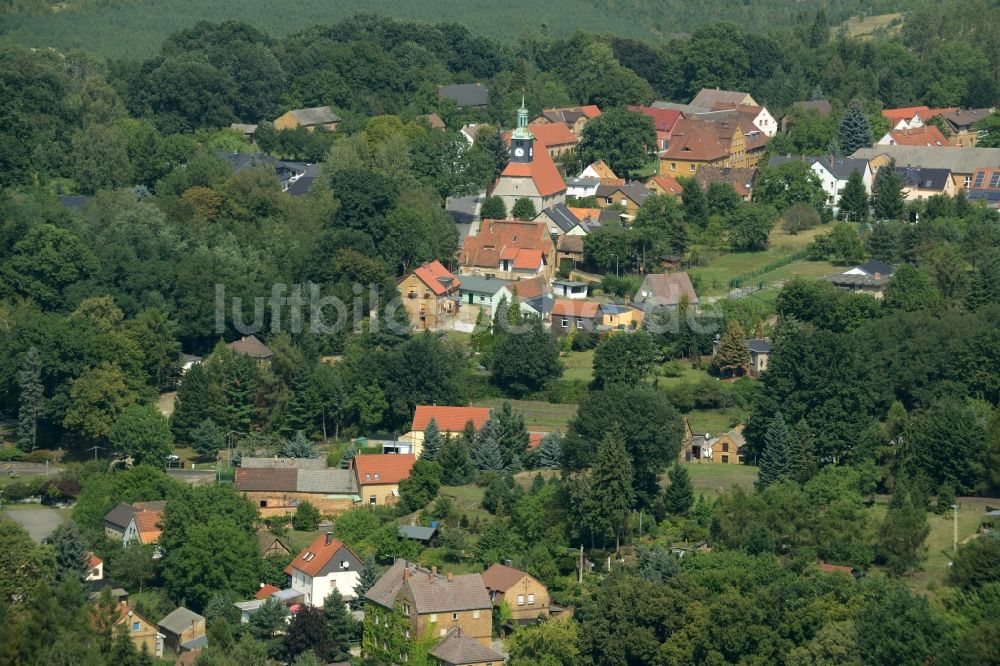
[492,403,529,471]
[322,589,353,661]
[872,162,905,220]
[471,420,504,472]
[590,427,635,552]
[662,463,694,515]
[420,418,443,462]
[877,482,930,575]
[170,361,225,444]
[713,320,749,377]
[757,412,792,489]
[351,557,378,610]
[439,432,475,485]
[224,353,258,434]
[16,347,44,451]
[539,431,562,469]
[838,99,873,155]
[839,170,869,222]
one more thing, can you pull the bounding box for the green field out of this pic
[473,398,577,432]
[683,462,759,497]
[912,498,995,592]
[685,408,741,434]
[561,349,595,383]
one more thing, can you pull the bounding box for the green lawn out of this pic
[682,462,758,497]
[911,497,995,593]
[471,399,577,432]
[653,359,714,388]
[685,408,742,434]
[438,484,492,522]
[561,349,595,383]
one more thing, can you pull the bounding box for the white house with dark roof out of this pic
[284,532,362,607]
[746,339,772,377]
[825,260,895,298]
[767,155,873,210]
[634,272,699,311]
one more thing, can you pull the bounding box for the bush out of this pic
[0,447,26,461]
[293,501,321,531]
[782,202,821,234]
[2,477,44,501]
[25,450,58,464]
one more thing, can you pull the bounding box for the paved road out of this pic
[5,507,65,542]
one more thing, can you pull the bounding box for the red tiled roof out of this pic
[528,432,544,450]
[133,511,163,544]
[508,276,546,300]
[353,454,416,486]
[482,562,531,593]
[648,175,683,195]
[567,206,601,222]
[885,126,951,147]
[882,106,956,122]
[285,533,359,578]
[412,260,460,296]
[460,220,552,270]
[660,118,731,162]
[523,122,577,148]
[541,105,602,121]
[227,335,273,359]
[255,584,280,600]
[88,553,102,568]
[412,406,491,432]
[512,249,544,270]
[551,299,599,317]
[498,148,566,197]
[629,105,682,132]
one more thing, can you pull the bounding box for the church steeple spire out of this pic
[510,96,534,162]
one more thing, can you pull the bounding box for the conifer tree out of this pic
[878,482,930,575]
[224,353,258,434]
[713,320,749,377]
[757,412,792,489]
[280,431,318,458]
[591,426,634,552]
[662,462,694,515]
[539,430,562,469]
[322,589,353,661]
[472,420,505,472]
[867,220,901,263]
[170,360,225,444]
[47,519,88,581]
[680,177,708,228]
[283,365,319,437]
[790,419,818,483]
[838,99,873,155]
[839,170,869,222]
[16,347,43,451]
[438,432,475,485]
[492,403,529,471]
[420,417,443,462]
[351,558,378,610]
[190,418,226,459]
[872,161,905,220]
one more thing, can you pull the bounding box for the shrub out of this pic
[293,501,321,531]
[25,450,58,464]
[0,447,26,461]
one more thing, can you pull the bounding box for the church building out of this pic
[489,100,567,213]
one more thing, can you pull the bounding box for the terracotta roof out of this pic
[254,584,280,600]
[497,147,566,197]
[694,166,757,198]
[133,511,163,544]
[285,533,358,578]
[419,113,446,130]
[512,248,544,270]
[551,299,599,318]
[567,206,602,223]
[635,272,699,306]
[508,275,546,300]
[132,500,167,512]
[539,106,602,124]
[648,175,684,195]
[459,220,552,270]
[629,105,682,132]
[88,553,103,568]
[884,126,951,147]
[660,118,731,162]
[528,432,544,450]
[520,122,577,148]
[430,628,505,665]
[583,160,618,180]
[412,260,460,296]
[882,106,956,123]
[481,563,530,593]
[352,454,416,486]
[226,335,273,359]
[411,406,491,432]
[235,468,297,492]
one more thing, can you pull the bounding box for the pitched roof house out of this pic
[226,335,273,361]
[767,155,873,209]
[399,260,461,331]
[104,500,167,546]
[634,272,699,310]
[157,607,206,656]
[532,105,602,134]
[709,425,747,464]
[551,299,600,335]
[689,88,758,109]
[629,105,683,149]
[896,166,955,199]
[404,406,491,457]
[938,108,994,147]
[646,174,684,197]
[659,115,767,175]
[352,454,417,507]
[509,122,578,157]
[458,220,555,280]
[579,160,621,184]
[235,464,359,516]
[419,113,447,130]
[285,532,362,607]
[877,125,951,147]
[491,113,567,213]
[274,106,341,132]
[100,604,163,658]
[707,102,777,137]
[430,627,505,666]
[536,203,588,236]
[968,167,1000,208]
[481,563,551,622]
[438,83,489,108]
[825,260,895,297]
[881,106,956,131]
[851,145,1000,191]
[595,182,652,215]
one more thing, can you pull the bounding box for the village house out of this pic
[454,274,511,331]
[458,220,555,280]
[86,553,103,581]
[398,260,461,331]
[881,106,956,131]
[491,102,567,212]
[629,105,683,150]
[599,303,643,331]
[404,406,491,456]
[352,453,417,506]
[274,106,341,132]
[531,105,602,135]
[364,560,494,660]
[659,115,767,176]
[825,260,895,298]
[99,604,164,658]
[767,156,872,210]
[551,279,588,300]
[851,145,1000,191]
[710,426,747,464]
[219,152,318,195]
[565,176,601,198]
[257,530,291,558]
[595,182,651,216]
[429,627,505,666]
[460,123,485,144]
[229,123,257,142]
[285,532,362,607]
[226,334,273,363]
[419,113,447,130]
[694,165,756,201]
[234,457,358,516]
[689,88,758,109]
[536,203,589,236]
[633,272,699,312]
[896,166,955,200]
[438,83,489,109]
[579,160,623,184]
[157,607,206,656]
[939,108,994,147]
[968,167,1000,208]
[551,299,600,334]
[646,174,684,197]
[104,501,166,546]
[680,418,715,462]
[509,121,578,158]
[877,125,951,147]
[746,339,771,377]
[499,275,551,319]
[481,562,551,623]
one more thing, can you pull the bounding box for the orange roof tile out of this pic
[567,207,602,222]
[412,260,460,296]
[498,147,566,197]
[133,510,163,544]
[88,553,103,568]
[527,432,544,450]
[818,562,854,574]
[585,160,618,180]
[882,106,931,122]
[513,249,544,270]
[886,126,951,147]
[412,405,491,432]
[551,299,599,317]
[482,562,531,592]
[353,454,416,486]
[284,533,359,578]
[508,122,578,148]
[460,220,553,270]
[648,175,683,195]
[255,584,280,600]
[508,276,546,300]
[629,105,682,132]
[660,118,731,162]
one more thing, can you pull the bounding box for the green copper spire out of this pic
[512,96,533,140]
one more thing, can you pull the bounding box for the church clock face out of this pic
[514,147,525,157]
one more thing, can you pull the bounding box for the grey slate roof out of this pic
[241,457,327,469]
[288,106,340,126]
[398,525,437,541]
[541,203,582,233]
[746,339,772,353]
[650,101,697,114]
[438,83,489,108]
[157,607,204,636]
[104,502,136,529]
[767,155,869,180]
[365,559,408,608]
[524,295,553,315]
[457,274,510,295]
[218,152,316,196]
[850,146,1000,172]
[595,182,651,205]
[896,166,951,191]
[295,469,358,494]
[180,635,208,650]
[429,628,505,665]
[857,260,895,276]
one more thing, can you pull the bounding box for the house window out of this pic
[560,318,568,328]
[605,196,613,205]
[403,603,411,616]
[259,500,266,508]
[689,164,696,172]
[452,612,459,622]
[374,473,380,480]
[528,594,535,604]
[369,496,377,505]
[722,455,729,463]
[429,614,437,622]
[365,473,371,481]
[133,622,140,632]
[440,628,447,637]
[670,162,677,171]
[404,629,411,639]
[576,320,583,329]
[517,595,525,606]
[473,610,481,619]
[341,560,349,569]
[722,443,729,453]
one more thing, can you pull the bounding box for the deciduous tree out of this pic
[109,403,173,465]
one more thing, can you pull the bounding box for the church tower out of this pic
[510,97,534,164]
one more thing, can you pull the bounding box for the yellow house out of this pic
[274,106,341,132]
[595,183,651,216]
[598,304,643,331]
[659,116,767,176]
[100,604,164,658]
[481,563,551,623]
[353,454,416,506]
[397,260,461,331]
[710,426,747,465]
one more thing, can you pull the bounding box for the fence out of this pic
[728,249,808,289]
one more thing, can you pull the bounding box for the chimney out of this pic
[325,532,333,545]
[447,572,454,582]
[403,568,410,581]
[431,566,438,575]
[504,559,513,567]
